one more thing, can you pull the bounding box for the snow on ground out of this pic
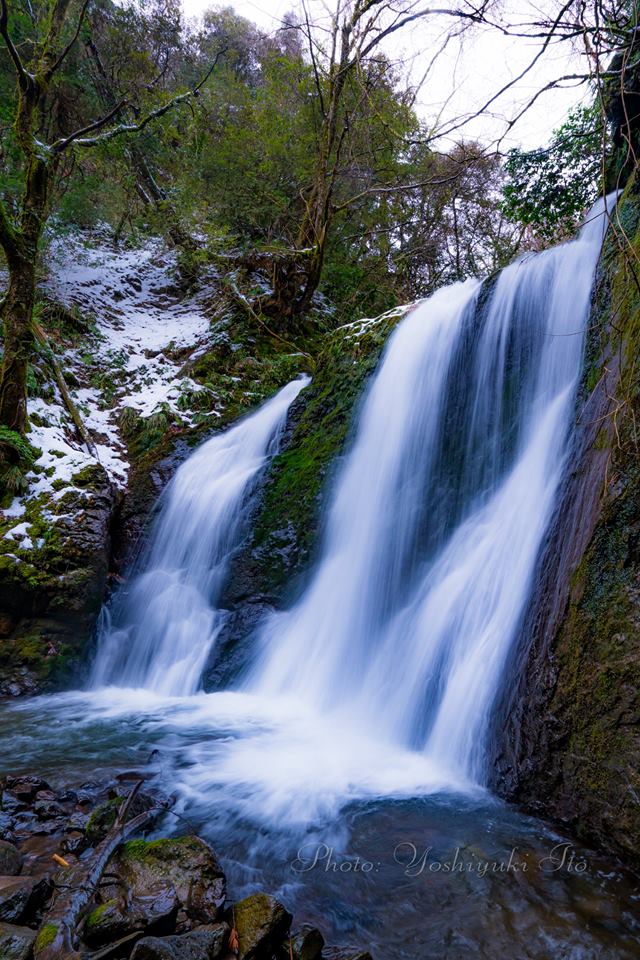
[47,233,213,421]
[1,232,217,533]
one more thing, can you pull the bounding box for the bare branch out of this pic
[332,172,461,213]
[52,47,227,153]
[51,97,129,153]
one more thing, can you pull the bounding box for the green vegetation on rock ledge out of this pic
[239,308,409,599]
[504,173,640,867]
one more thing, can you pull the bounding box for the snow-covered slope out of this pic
[22,234,216,501]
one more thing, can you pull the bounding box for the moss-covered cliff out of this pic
[202,305,409,688]
[496,177,640,867]
[0,463,115,694]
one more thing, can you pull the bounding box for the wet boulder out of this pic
[228,892,292,959]
[130,923,230,959]
[4,776,51,804]
[0,842,22,876]
[0,922,36,960]
[81,896,156,948]
[101,836,226,933]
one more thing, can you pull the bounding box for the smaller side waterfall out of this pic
[91,376,309,696]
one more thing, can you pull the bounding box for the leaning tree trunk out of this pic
[0,254,37,434]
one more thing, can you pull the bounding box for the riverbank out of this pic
[0,763,372,960]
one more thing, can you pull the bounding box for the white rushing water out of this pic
[91,376,309,695]
[86,196,614,825]
[247,194,614,780]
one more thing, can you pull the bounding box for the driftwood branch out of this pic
[34,782,159,960]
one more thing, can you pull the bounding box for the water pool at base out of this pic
[1,690,638,960]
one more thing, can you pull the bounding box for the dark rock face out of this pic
[290,924,325,960]
[226,892,292,960]
[0,842,22,877]
[0,463,116,695]
[494,179,640,867]
[0,876,51,924]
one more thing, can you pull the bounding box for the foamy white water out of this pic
[91,376,309,695]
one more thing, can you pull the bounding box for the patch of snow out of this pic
[338,302,416,339]
[4,499,26,518]
[2,233,218,522]
[5,521,34,550]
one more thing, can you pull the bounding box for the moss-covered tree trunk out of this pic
[0,252,37,433]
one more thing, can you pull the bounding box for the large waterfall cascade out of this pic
[91,376,309,696]
[249,196,614,783]
[90,195,615,809]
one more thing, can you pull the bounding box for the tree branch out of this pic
[45,0,91,80]
[332,172,461,213]
[51,97,129,153]
[53,46,227,153]
[0,0,33,89]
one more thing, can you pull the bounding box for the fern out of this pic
[0,427,37,467]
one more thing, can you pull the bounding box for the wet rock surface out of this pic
[101,835,226,934]
[0,463,117,697]
[0,921,36,960]
[495,177,640,867]
[289,924,325,960]
[227,892,292,960]
[0,840,23,876]
[130,923,229,959]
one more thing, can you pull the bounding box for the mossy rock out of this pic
[84,796,125,844]
[106,836,226,929]
[230,306,409,598]
[228,892,292,960]
[0,461,116,694]
[82,898,131,948]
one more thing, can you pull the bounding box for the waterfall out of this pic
[91,376,309,696]
[90,196,613,809]
[247,195,614,783]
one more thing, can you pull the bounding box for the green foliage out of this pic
[0,426,38,499]
[502,104,605,242]
[0,426,37,467]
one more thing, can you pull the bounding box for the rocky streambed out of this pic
[0,771,370,960]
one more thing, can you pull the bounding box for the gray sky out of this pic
[181,0,588,150]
